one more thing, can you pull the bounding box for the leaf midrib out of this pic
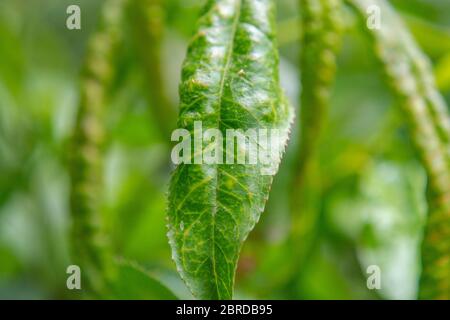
[211,0,242,299]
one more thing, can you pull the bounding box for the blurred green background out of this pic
[0,0,449,299]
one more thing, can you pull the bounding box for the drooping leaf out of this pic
[347,0,450,299]
[110,261,178,300]
[167,0,293,299]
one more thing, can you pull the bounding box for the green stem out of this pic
[128,0,176,139]
[70,0,125,296]
[289,0,344,274]
[347,0,450,299]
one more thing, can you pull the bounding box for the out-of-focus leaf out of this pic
[401,14,450,59]
[110,261,178,299]
[348,0,450,299]
[330,161,426,299]
[435,53,450,92]
[151,268,195,300]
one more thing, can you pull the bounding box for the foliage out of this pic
[0,0,449,300]
[348,0,450,299]
[167,0,293,300]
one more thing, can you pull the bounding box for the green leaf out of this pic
[110,261,178,299]
[435,53,450,91]
[403,15,450,59]
[167,0,293,299]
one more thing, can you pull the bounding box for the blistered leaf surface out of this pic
[167,0,293,299]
